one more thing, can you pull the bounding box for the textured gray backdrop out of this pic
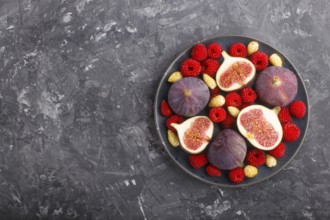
[0,0,329,219]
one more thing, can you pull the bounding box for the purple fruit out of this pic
[255,66,298,107]
[168,77,210,117]
[207,129,247,170]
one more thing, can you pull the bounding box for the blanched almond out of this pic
[167,130,179,147]
[202,74,217,89]
[247,41,259,55]
[228,106,240,117]
[168,71,183,83]
[269,53,282,66]
[208,95,225,107]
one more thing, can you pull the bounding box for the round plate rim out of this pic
[154,35,310,187]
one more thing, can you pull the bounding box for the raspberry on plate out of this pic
[206,164,222,176]
[180,58,202,77]
[250,51,269,71]
[241,87,257,104]
[207,43,222,59]
[222,113,235,128]
[160,100,173,117]
[209,107,227,123]
[188,153,208,169]
[268,142,286,158]
[278,107,292,124]
[228,167,245,184]
[166,115,184,132]
[282,122,300,142]
[225,92,242,107]
[191,44,207,61]
[210,87,220,95]
[289,100,306,119]
[229,42,247,57]
[201,59,220,77]
[246,148,266,167]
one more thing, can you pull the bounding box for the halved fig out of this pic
[237,105,283,151]
[171,116,214,154]
[168,77,210,117]
[216,51,256,92]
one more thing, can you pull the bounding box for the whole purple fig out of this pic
[255,66,298,107]
[207,129,247,170]
[168,77,210,117]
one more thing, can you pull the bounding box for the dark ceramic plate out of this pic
[154,36,309,187]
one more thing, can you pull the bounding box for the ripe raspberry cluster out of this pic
[180,43,223,77]
[160,40,307,184]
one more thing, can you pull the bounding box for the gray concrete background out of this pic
[0,0,329,219]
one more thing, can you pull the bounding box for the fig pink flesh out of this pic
[240,109,278,147]
[183,118,211,150]
[219,61,252,88]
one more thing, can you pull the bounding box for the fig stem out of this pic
[170,123,180,131]
[272,76,281,86]
[184,90,191,97]
[222,51,230,59]
[273,106,281,115]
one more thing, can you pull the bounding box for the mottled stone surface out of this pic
[0,0,329,219]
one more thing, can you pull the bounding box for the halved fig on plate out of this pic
[171,116,214,154]
[216,51,256,92]
[237,105,283,151]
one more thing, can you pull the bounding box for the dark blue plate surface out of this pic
[154,36,309,187]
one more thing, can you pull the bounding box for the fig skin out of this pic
[255,66,298,107]
[168,77,210,117]
[207,129,247,170]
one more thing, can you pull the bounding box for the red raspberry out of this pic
[289,100,306,119]
[246,149,266,167]
[225,92,242,107]
[188,153,208,169]
[229,42,247,57]
[207,43,222,59]
[228,167,245,184]
[222,114,235,128]
[250,51,269,71]
[278,107,292,124]
[210,87,220,95]
[209,107,226,123]
[201,59,220,77]
[241,88,257,103]
[180,58,201,77]
[191,44,207,61]
[268,143,286,158]
[206,164,222,177]
[160,100,173,117]
[165,115,184,132]
[282,122,300,142]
